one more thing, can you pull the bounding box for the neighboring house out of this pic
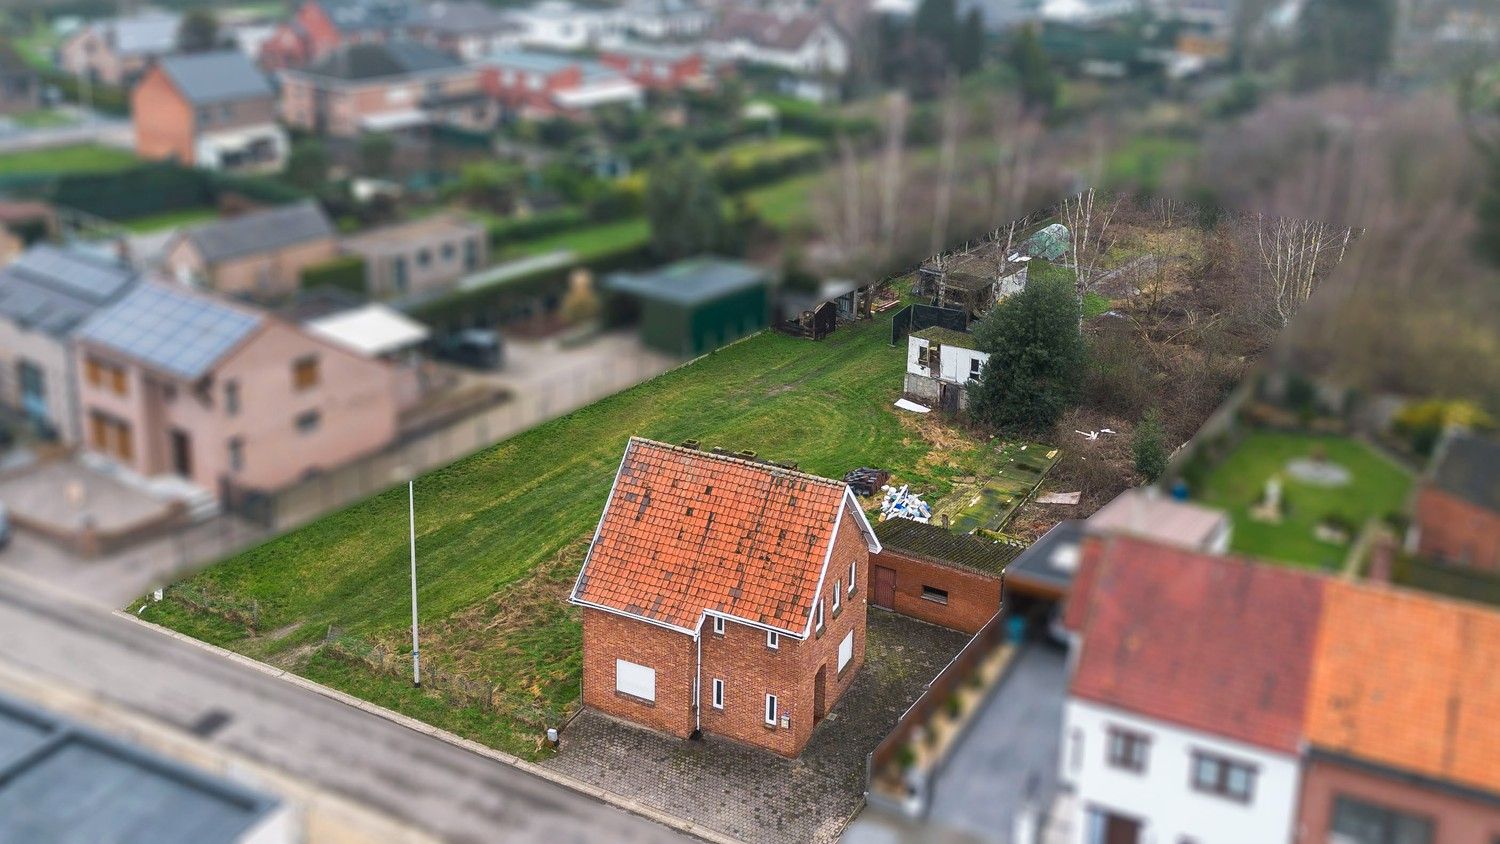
[279,41,495,137]
[73,282,400,494]
[304,301,428,410]
[405,0,524,61]
[0,692,291,843]
[604,257,770,358]
[1085,486,1232,553]
[0,244,139,442]
[258,0,413,71]
[131,51,288,173]
[1298,581,1500,844]
[340,213,487,300]
[704,10,850,77]
[599,43,709,91]
[867,518,1017,634]
[479,51,643,119]
[904,326,987,412]
[621,0,712,40]
[59,11,180,87]
[0,40,41,115]
[1059,535,1324,844]
[569,438,881,756]
[509,1,627,52]
[165,202,338,301]
[1411,431,1500,571]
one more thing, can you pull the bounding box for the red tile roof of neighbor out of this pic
[571,438,879,635]
[1307,581,1500,796]
[1067,535,1325,754]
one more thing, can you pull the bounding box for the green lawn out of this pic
[118,206,219,233]
[497,216,649,261]
[1197,432,1413,570]
[742,172,822,229]
[8,110,78,129]
[137,309,1034,758]
[0,144,138,176]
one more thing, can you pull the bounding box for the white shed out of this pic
[903,327,989,412]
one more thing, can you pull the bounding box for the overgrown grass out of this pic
[118,206,219,233]
[0,144,138,176]
[1196,431,1413,570]
[139,309,1022,758]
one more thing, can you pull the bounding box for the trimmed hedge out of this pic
[0,161,307,222]
[486,207,589,248]
[300,255,367,296]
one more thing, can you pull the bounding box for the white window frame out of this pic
[838,630,853,671]
[848,558,856,594]
[711,678,724,709]
[814,599,823,632]
[614,659,655,702]
[764,693,779,726]
[766,630,779,650]
[832,581,842,613]
[712,616,725,635]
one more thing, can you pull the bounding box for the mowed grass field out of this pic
[138,307,1019,757]
[1197,431,1412,570]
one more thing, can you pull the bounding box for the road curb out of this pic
[113,610,741,844]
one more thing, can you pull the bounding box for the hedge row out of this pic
[43,70,130,115]
[300,255,367,295]
[0,161,307,222]
[712,146,827,193]
[485,207,590,248]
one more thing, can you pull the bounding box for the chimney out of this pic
[1368,533,1396,584]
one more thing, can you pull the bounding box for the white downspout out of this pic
[693,626,703,734]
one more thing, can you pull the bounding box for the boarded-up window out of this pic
[615,659,655,702]
[292,355,320,390]
[838,631,853,672]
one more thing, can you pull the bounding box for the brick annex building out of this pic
[570,438,881,756]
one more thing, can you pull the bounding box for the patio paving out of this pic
[544,611,970,844]
[0,459,173,532]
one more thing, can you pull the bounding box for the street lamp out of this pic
[393,465,420,688]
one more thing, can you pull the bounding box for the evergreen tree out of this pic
[176,10,219,53]
[1295,0,1395,87]
[1010,24,1058,112]
[954,9,985,76]
[1477,144,1500,268]
[913,0,958,48]
[284,139,329,187]
[644,153,731,261]
[967,273,1084,434]
[1132,408,1169,482]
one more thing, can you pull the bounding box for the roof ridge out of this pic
[628,436,846,490]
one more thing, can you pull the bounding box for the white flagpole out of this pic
[409,479,420,687]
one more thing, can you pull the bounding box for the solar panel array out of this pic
[9,246,135,303]
[78,285,261,380]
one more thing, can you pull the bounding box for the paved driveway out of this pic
[926,642,1069,843]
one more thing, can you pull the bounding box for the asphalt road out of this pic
[0,579,689,844]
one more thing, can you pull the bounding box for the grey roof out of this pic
[1003,519,1085,593]
[1431,432,1500,513]
[874,518,1022,576]
[0,692,281,843]
[76,283,263,380]
[184,201,334,264]
[0,245,139,338]
[412,0,521,34]
[301,40,461,81]
[159,51,273,105]
[604,256,769,306]
[319,0,416,32]
[99,12,181,57]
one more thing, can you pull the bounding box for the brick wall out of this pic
[1298,756,1500,843]
[867,548,1001,634]
[132,66,197,165]
[1415,486,1500,572]
[581,608,695,738]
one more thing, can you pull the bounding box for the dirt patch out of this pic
[894,408,977,475]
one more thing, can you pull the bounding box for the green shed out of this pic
[1024,223,1071,261]
[605,256,771,357]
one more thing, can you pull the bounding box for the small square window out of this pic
[227,437,244,472]
[712,616,725,635]
[766,630,779,650]
[292,355,320,390]
[711,678,724,709]
[921,585,949,605]
[764,693,778,726]
[224,380,240,416]
[295,410,321,434]
[1107,727,1150,773]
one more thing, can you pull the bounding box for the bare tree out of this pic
[929,89,962,257]
[879,91,908,247]
[1251,213,1355,328]
[1060,187,1121,311]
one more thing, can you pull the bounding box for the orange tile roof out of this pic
[1306,580,1500,796]
[571,438,878,635]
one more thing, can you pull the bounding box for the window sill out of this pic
[920,596,949,605]
[613,691,655,707]
[831,604,844,620]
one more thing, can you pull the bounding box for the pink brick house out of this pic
[73,282,399,495]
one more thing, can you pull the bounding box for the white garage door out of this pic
[615,659,656,701]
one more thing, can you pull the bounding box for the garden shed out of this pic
[605,256,770,357]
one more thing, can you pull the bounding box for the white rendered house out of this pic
[904,327,989,412]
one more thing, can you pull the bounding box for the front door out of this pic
[1090,810,1141,844]
[873,565,896,610]
[813,664,827,723]
[169,429,193,479]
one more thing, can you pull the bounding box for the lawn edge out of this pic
[112,610,740,844]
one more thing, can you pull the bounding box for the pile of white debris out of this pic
[879,484,932,523]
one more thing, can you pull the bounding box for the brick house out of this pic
[569,438,881,756]
[703,9,850,77]
[405,0,524,61]
[867,518,1017,634]
[478,51,642,120]
[257,0,412,72]
[131,51,288,173]
[279,41,496,137]
[0,40,41,115]
[165,201,338,302]
[598,43,709,91]
[59,11,179,88]
[340,213,487,300]
[1411,431,1500,571]
[73,282,399,495]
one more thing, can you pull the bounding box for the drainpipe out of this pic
[692,624,703,739]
